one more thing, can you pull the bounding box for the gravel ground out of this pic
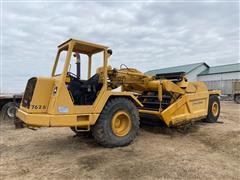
[0,101,239,180]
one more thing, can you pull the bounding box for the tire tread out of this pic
[92,97,140,147]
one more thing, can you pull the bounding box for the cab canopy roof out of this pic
[58,38,108,55]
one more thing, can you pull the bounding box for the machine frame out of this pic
[16,39,221,147]
[17,39,141,129]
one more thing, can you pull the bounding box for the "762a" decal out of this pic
[31,105,47,109]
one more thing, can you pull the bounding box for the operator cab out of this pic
[67,68,102,105]
[52,39,111,105]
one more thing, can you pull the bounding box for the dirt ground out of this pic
[0,101,239,180]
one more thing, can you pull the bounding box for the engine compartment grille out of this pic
[22,77,37,108]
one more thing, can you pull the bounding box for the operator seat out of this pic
[68,74,102,105]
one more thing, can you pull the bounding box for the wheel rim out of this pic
[7,106,16,118]
[212,102,219,117]
[112,111,132,137]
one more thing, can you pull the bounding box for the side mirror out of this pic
[73,53,81,79]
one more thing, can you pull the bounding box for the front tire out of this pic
[92,97,140,147]
[205,95,220,123]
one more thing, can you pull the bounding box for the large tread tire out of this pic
[1,102,17,120]
[92,97,140,147]
[205,95,220,123]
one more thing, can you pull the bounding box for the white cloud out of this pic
[1,1,239,93]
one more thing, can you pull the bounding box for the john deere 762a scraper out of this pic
[17,39,220,147]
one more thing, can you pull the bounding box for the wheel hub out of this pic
[7,106,16,118]
[212,102,219,117]
[112,111,132,137]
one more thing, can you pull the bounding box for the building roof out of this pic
[198,63,240,76]
[145,62,209,75]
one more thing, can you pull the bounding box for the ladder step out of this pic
[142,102,160,105]
[139,95,171,98]
[142,101,170,105]
[140,95,158,98]
[138,107,159,111]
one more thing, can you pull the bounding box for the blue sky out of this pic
[1,0,239,93]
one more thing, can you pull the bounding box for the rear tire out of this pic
[205,95,220,123]
[92,97,140,147]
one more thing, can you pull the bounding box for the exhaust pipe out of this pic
[73,53,81,79]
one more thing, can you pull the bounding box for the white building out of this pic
[197,63,240,95]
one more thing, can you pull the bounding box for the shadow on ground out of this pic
[140,118,209,136]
